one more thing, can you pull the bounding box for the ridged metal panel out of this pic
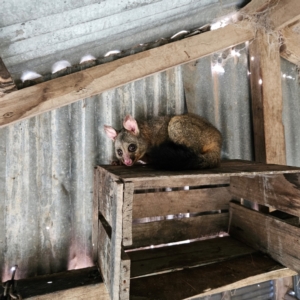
[183,43,254,161]
[0,0,242,79]
[0,67,185,280]
[281,58,300,167]
[196,281,275,300]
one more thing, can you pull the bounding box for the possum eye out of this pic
[128,144,137,152]
[117,149,123,156]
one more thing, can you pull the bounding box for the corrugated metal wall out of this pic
[0,0,242,80]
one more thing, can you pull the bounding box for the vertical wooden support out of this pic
[249,29,286,165]
[0,57,17,96]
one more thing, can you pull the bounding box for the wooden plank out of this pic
[0,57,17,97]
[249,28,286,165]
[130,252,295,300]
[0,267,109,300]
[281,25,300,66]
[230,173,300,217]
[0,23,254,128]
[123,182,134,247]
[119,250,131,300]
[133,186,231,219]
[99,161,300,190]
[229,202,300,273]
[128,236,256,278]
[268,0,300,30]
[131,213,229,249]
[98,168,122,227]
[98,181,123,300]
[239,0,300,30]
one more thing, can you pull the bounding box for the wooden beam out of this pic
[281,25,300,66]
[239,0,300,30]
[0,267,109,300]
[229,202,300,274]
[0,23,254,128]
[230,173,300,217]
[0,57,17,97]
[249,28,286,165]
[268,0,300,30]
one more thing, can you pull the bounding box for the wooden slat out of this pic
[133,187,231,219]
[99,161,300,189]
[130,252,295,300]
[98,180,123,300]
[119,250,131,300]
[122,182,134,247]
[0,267,110,300]
[230,173,300,217]
[229,201,300,273]
[0,57,17,97]
[281,25,300,66]
[131,213,229,249]
[128,236,256,278]
[0,23,255,128]
[249,28,286,165]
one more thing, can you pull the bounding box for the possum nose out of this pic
[124,158,133,166]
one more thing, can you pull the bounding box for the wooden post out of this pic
[249,28,286,165]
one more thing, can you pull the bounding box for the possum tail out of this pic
[149,141,205,171]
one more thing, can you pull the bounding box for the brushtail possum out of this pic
[104,113,222,170]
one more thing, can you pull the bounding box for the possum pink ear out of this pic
[123,115,139,135]
[104,125,118,141]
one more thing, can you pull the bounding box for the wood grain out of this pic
[98,180,123,300]
[229,202,300,273]
[267,0,300,30]
[230,173,300,217]
[133,187,231,219]
[131,213,229,249]
[249,28,286,165]
[0,267,110,300]
[130,252,293,300]
[0,23,254,128]
[99,161,300,189]
[0,57,17,97]
[128,236,256,278]
[281,25,300,66]
[122,182,134,247]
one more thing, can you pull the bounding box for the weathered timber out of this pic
[281,25,300,66]
[0,57,17,97]
[123,182,134,247]
[131,213,229,249]
[229,202,300,273]
[0,23,254,128]
[100,160,300,190]
[230,173,300,217]
[98,180,123,300]
[130,252,294,300]
[249,28,286,165]
[239,0,300,30]
[133,186,231,219]
[128,236,256,278]
[0,267,109,300]
[267,0,300,30]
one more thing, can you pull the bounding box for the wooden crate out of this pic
[93,160,300,300]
